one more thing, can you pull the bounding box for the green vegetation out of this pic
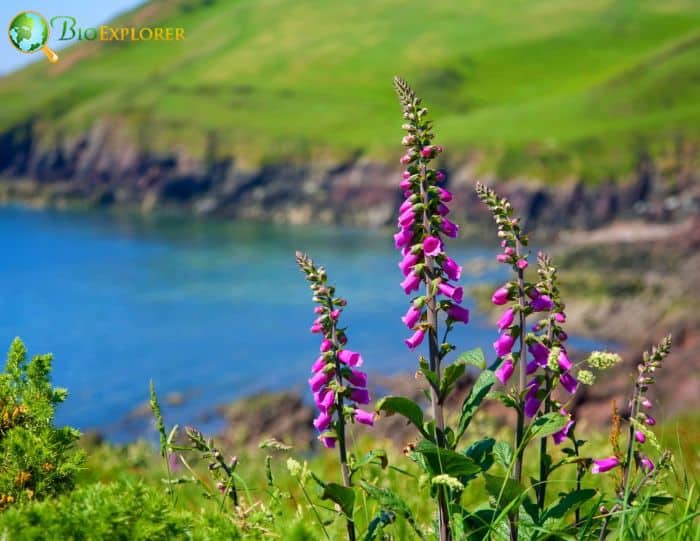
[1,0,699,177]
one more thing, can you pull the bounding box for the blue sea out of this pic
[0,205,602,442]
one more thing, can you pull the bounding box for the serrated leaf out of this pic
[464,437,495,472]
[493,441,514,468]
[456,348,486,370]
[455,369,496,443]
[351,450,388,479]
[414,440,481,478]
[440,360,466,400]
[320,482,355,518]
[375,396,427,437]
[488,390,518,408]
[529,412,569,440]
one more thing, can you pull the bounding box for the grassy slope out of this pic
[1,0,699,178]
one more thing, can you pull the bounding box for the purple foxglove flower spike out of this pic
[399,252,420,276]
[354,409,375,426]
[645,415,656,426]
[558,350,572,371]
[530,294,554,312]
[399,199,413,213]
[559,372,578,394]
[495,359,515,384]
[402,305,422,329]
[405,328,425,350]
[635,430,646,443]
[591,456,620,474]
[529,341,549,366]
[394,229,413,249]
[437,203,450,216]
[553,411,574,445]
[441,218,459,238]
[492,286,510,305]
[555,312,566,323]
[496,253,510,263]
[322,436,336,448]
[311,356,326,373]
[447,305,469,324]
[498,307,515,330]
[423,235,442,257]
[320,338,332,352]
[494,332,515,357]
[437,282,463,303]
[517,259,528,270]
[346,369,368,387]
[524,380,541,417]
[309,370,332,393]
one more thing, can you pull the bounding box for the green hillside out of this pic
[2,0,700,179]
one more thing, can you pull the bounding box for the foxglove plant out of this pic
[391,77,470,541]
[297,251,374,541]
[595,336,673,539]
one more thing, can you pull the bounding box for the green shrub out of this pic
[0,338,83,508]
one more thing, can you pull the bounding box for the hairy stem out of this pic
[419,162,450,541]
[331,311,356,541]
[510,238,527,541]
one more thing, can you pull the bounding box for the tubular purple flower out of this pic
[322,436,336,448]
[524,382,541,417]
[555,312,566,323]
[400,272,421,294]
[399,199,413,213]
[553,411,574,445]
[530,294,554,312]
[641,397,653,409]
[399,209,416,228]
[498,307,515,330]
[338,349,362,367]
[405,328,425,350]
[494,332,516,357]
[436,170,446,182]
[313,411,332,432]
[402,305,422,329]
[310,322,323,333]
[349,387,371,405]
[399,179,412,190]
[492,285,510,305]
[635,430,646,443]
[317,389,335,412]
[314,306,323,315]
[311,356,326,373]
[526,360,539,375]
[309,370,332,393]
[592,456,620,474]
[646,415,656,426]
[437,282,463,303]
[559,372,578,394]
[399,252,420,276]
[394,228,413,249]
[517,259,528,270]
[354,409,375,426]
[640,456,655,471]
[558,350,572,371]
[447,304,469,324]
[495,359,515,384]
[437,187,452,202]
[402,170,412,180]
[423,235,442,257]
[440,218,459,238]
[320,339,332,352]
[400,153,413,165]
[442,256,462,281]
[496,253,510,263]
[346,369,368,387]
[437,203,450,216]
[529,341,549,366]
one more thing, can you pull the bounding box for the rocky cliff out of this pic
[1,119,698,230]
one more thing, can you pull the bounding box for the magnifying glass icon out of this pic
[8,11,59,64]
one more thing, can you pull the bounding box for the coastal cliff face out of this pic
[1,119,698,229]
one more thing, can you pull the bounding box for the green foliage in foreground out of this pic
[1,0,699,177]
[0,338,83,508]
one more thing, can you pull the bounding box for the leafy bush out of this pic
[0,338,83,509]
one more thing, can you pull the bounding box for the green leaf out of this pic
[456,348,486,370]
[351,450,388,479]
[360,482,426,540]
[529,412,569,440]
[455,369,496,443]
[413,440,481,478]
[544,489,597,521]
[488,390,518,409]
[494,441,514,468]
[376,396,427,437]
[363,510,396,541]
[464,437,495,472]
[483,473,526,510]
[440,360,466,401]
[320,482,355,519]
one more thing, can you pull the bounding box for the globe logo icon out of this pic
[8,11,59,63]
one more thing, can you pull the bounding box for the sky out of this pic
[1,0,144,75]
